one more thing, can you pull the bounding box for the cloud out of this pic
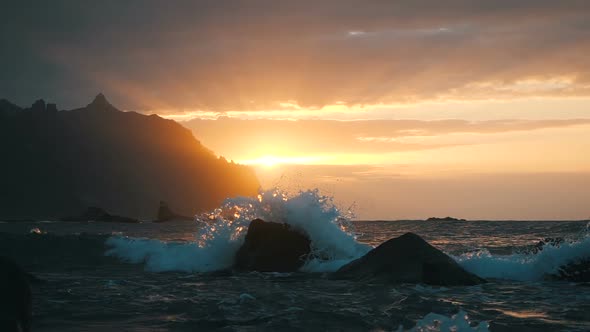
[183,118,590,159]
[2,1,590,110]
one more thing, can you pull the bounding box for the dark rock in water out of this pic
[426,216,467,222]
[552,259,590,282]
[234,219,311,272]
[61,207,139,223]
[0,256,32,332]
[155,201,193,222]
[529,237,590,282]
[334,233,485,286]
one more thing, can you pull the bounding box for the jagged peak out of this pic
[87,93,114,110]
[0,98,17,107]
[0,98,22,113]
[31,99,46,112]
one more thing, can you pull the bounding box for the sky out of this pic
[2,1,590,219]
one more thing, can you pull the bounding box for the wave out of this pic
[399,310,489,332]
[455,236,590,281]
[106,189,371,273]
[3,189,589,283]
[102,189,589,280]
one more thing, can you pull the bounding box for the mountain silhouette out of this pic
[0,94,260,220]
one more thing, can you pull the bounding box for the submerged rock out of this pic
[155,201,193,222]
[426,216,467,222]
[61,207,139,223]
[334,233,485,286]
[552,259,590,282]
[0,256,32,332]
[234,219,311,272]
[534,238,590,282]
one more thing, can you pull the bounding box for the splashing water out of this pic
[106,189,371,272]
[398,310,489,332]
[456,232,590,281]
[106,189,590,280]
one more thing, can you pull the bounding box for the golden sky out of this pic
[3,1,590,219]
[180,106,590,220]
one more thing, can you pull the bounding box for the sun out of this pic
[239,155,327,168]
[256,156,280,168]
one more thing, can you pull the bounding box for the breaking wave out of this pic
[456,234,590,281]
[105,189,371,272]
[399,310,489,332]
[105,189,590,280]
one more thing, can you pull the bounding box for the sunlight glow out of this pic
[144,96,590,122]
[239,155,328,167]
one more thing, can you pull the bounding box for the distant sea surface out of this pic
[1,211,590,331]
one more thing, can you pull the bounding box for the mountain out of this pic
[0,94,260,220]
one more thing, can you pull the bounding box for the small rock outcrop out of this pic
[426,217,467,222]
[155,201,193,222]
[334,233,485,286]
[532,238,590,282]
[61,207,139,223]
[552,259,590,282]
[0,256,32,332]
[234,219,311,272]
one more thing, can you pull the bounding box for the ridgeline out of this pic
[0,94,260,221]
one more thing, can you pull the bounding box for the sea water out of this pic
[1,189,589,331]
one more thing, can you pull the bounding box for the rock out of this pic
[46,103,58,114]
[234,219,311,272]
[61,207,139,223]
[155,201,193,222]
[30,99,46,113]
[0,256,32,332]
[86,93,118,112]
[552,259,590,282]
[334,233,485,286]
[0,95,260,221]
[426,216,466,222]
[89,93,108,107]
[0,99,22,116]
[528,237,590,282]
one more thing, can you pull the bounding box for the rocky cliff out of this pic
[0,94,260,220]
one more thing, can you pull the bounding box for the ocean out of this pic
[1,190,589,331]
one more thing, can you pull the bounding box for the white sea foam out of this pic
[455,236,590,281]
[105,236,239,272]
[30,227,43,234]
[398,310,489,332]
[106,189,370,272]
[106,188,590,278]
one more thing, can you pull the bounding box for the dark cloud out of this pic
[2,1,590,109]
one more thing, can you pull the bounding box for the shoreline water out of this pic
[2,218,590,331]
[1,189,589,331]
